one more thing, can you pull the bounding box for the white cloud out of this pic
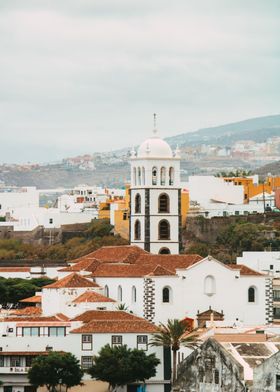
[0,0,279,162]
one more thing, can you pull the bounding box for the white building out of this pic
[59,246,271,326]
[236,252,280,276]
[0,269,168,392]
[130,128,181,254]
[0,187,39,217]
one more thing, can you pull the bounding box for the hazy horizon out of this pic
[1,0,280,163]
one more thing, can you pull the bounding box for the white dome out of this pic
[137,134,173,158]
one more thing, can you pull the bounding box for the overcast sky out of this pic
[0,0,279,163]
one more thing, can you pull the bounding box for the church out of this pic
[130,125,182,254]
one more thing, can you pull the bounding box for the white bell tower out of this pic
[130,116,182,254]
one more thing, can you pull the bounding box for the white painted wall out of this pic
[237,251,280,276]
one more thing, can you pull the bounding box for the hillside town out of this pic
[0,128,279,392]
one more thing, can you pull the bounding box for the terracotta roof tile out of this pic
[0,267,30,272]
[4,315,66,322]
[82,245,148,264]
[73,291,116,303]
[228,264,264,276]
[20,295,42,303]
[59,258,100,272]
[10,307,42,316]
[44,273,99,288]
[71,310,144,323]
[90,264,158,277]
[71,320,158,334]
[134,254,203,271]
[148,265,175,276]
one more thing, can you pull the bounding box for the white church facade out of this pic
[130,127,181,254]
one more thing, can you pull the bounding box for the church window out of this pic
[133,167,137,186]
[135,194,141,213]
[159,247,171,254]
[162,287,171,303]
[134,220,141,240]
[117,285,122,302]
[169,167,174,185]
[159,220,170,240]
[214,370,219,384]
[137,167,141,185]
[152,167,157,185]
[204,275,216,296]
[104,285,109,297]
[132,286,137,303]
[158,193,170,213]
[160,167,166,185]
[248,286,256,303]
[142,167,145,185]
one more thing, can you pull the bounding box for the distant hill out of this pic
[255,160,280,176]
[165,114,280,147]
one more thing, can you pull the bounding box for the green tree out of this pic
[88,344,160,391]
[150,319,199,384]
[28,352,83,392]
[86,219,113,238]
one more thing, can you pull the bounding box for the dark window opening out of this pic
[134,220,141,240]
[248,287,255,303]
[159,220,170,240]
[135,194,141,213]
[162,287,170,303]
[158,194,170,213]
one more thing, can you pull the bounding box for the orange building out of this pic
[223,176,280,204]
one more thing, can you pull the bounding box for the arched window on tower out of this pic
[104,285,109,297]
[162,286,172,303]
[138,167,141,186]
[134,220,141,240]
[204,275,216,296]
[132,286,137,303]
[159,247,171,254]
[135,194,141,213]
[158,220,170,240]
[248,286,256,303]
[152,167,157,185]
[160,167,166,186]
[142,167,145,185]
[169,167,175,186]
[133,167,137,186]
[118,285,122,302]
[158,193,170,213]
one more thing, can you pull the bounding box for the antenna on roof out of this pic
[153,113,158,136]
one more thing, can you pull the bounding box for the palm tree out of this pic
[150,319,199,385]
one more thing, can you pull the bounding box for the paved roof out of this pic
[44,273,99,288]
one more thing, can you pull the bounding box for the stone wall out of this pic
[174,339,246,392]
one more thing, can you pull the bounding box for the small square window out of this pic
[81,356,93,369]
[112,335,122,347]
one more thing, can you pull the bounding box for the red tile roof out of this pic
[71,310,144,323]
[90,254,202,277]
[20,295,42,303]
[71,320,157,334]
[59,258,100,272]
[10,307,42,316]
[73,291,116,303]
[4,314,68,322]
[148,265,175,276]
[90,264,159,277]
[0,267,30,272]
[71,245,148,264]
[44,273,99,288]
[228,264,264,276]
